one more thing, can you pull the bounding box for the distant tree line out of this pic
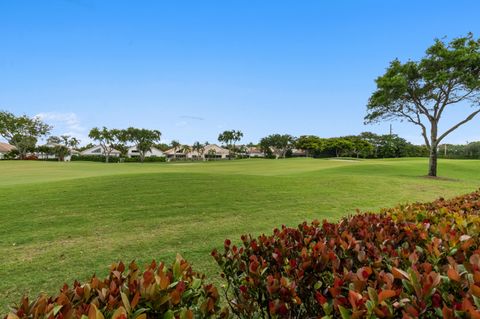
[2,109,480,163]
[438,142,480,159]
[275,132,429,159]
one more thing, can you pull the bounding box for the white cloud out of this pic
[35,112,89,144]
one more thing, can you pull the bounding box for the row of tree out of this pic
[0,111,164,163]
[257,133,428,159]
[0,109,456,163]
[88,127,161,162]
[439,142,480,159]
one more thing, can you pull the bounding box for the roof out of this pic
[164,147,185,155]
[0,142,16,153]
[164,144,229,155]
[80,145,121,155]
[128,145,163,153]
[204,144,229,155]
[247,147,263,154]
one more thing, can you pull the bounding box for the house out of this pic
[127,146,165,158]
[203,144,230,159]
[37,142,81,161]
[80,145,121,157]
[164,147,187,159]
[291,148,306,157]
[246,146,265,158]
[164,144,230,160]
[0,142,15,159]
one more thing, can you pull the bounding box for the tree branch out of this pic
[436,81,454,120]
[407,87,434,121]
[437,109,480,144]
[398,108,430,148]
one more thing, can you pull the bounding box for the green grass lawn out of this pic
[0,157,479,310]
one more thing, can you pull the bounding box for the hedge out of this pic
[71,156,166,163]
[212,191,480,318]
[6,191,480,318]
[7,255,228,319]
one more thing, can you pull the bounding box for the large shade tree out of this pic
[125,127,161,163]
[0,111,51,159]
[260,134,296,158]
[88,127,118,163]
[296,135,324,157]
[365,33,480,176]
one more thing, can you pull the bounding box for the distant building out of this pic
[246,147,265,158]
[164,147,187,159]
[164,144,230,160]
[291,148,306,157]
[127,146,165,158]
[80,145,121,157]
[0,142,15,159]
[203,144,230,159]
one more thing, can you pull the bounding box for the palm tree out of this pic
[180,144,191,160]
[171,140,181,160]
[192,141,205,161]
[232,130,243,159]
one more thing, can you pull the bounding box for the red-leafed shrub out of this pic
[6,191,480,318]
[6,255,228,319]
[212,191,480,318]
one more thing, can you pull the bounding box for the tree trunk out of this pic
[428,146,438,177]
[428,123,438,177]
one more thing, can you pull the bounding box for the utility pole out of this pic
[389,124,392,136]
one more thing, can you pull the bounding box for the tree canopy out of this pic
[260,134,296,158]
[88,127,118,163]
[0,111,51,159]
[124,127,161,162]
[365,33,480,176]
[218,129,243,158]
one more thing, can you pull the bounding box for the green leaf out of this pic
[173,260,181,280]
[338,305,351,319]
[191,277,202,290]
[121,292,132,314]
[473,295,480,309]
[322,300,333,315]
[53,305,63,316]
[179,309,190,319]
[367,287,378,304]
[366,300,375,315]
[162,310,174,319]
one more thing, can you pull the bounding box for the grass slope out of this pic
[0,158,479,310]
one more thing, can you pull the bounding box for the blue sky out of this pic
[1,0,479,145]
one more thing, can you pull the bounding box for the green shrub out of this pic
[71,156,166,163]
[71,155,120,163]
[124,156,166,163]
